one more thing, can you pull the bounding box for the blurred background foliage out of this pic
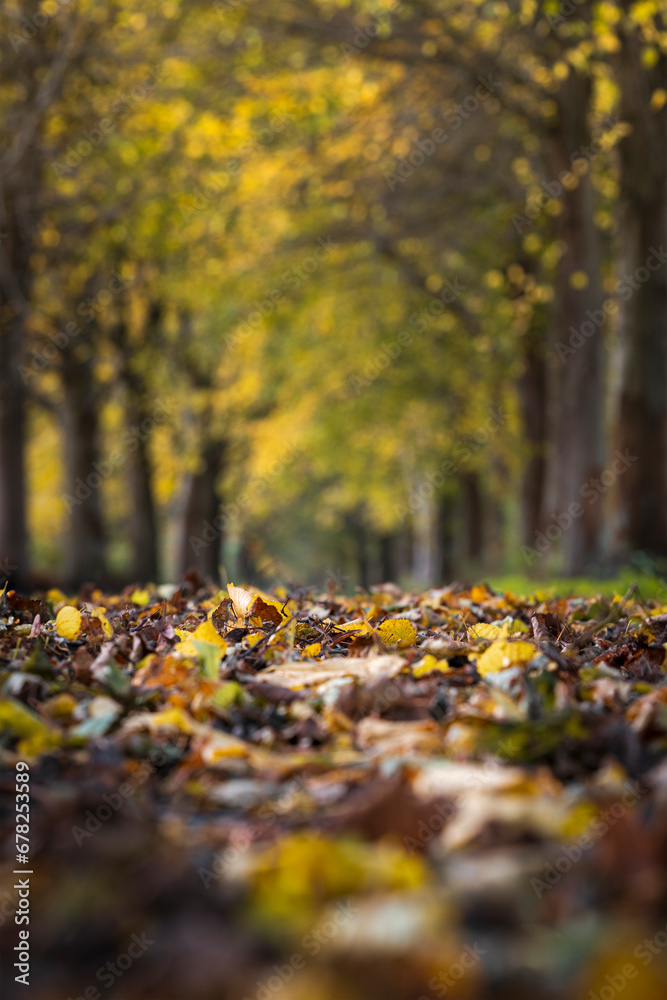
[1,0,666,591]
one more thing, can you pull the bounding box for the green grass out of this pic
[486,571,667,602]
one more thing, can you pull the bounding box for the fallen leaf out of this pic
[55,605,82,640]
[475,639,536,676]
[376,618,418,648]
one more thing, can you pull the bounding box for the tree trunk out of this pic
[61,352,106,585]
[461,472,483,564]
[411,494,437,587]
[0,315,28,588]
[437,494,456,584]
[116,312,161,582]
[353,519,370,590]
[176,441,225,582]
[378,533,395,582]
[237,534,259,586]
[0,133,40,591]
[612,36,667,558]
[547,73,606,574]
[518,324,549,548]
[126,399,159,582]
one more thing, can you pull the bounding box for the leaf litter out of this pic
[2,578,667,998]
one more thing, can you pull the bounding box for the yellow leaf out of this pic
[376,618,417,648]
[56,605,82,640]
[476,639,536,676]
[47,588,67,606]
[469,584,492,603]
[469,618,529,640]
[131,588,150,605]
[89,608,113,638]
[130,707,196,734]
[177,617,228,659]
[334,619,372,635]
[201,730,249,763]
[413,654,451,677]
[0,698,60,755]
[191,618,228,649]
[0,698,51,737]
[303,641,322,657]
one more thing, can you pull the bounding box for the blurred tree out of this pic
[612,6,667,557]
[2,0,665,588]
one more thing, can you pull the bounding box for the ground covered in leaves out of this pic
[2,576,667,1000]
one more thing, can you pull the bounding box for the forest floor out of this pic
[2,577,667,1000]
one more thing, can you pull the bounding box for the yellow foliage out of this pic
[56,605,82,641]
[89,608,113,639]
[176,618,228,658]
[376,618,417,648]
[476,639,536,676]
[469,618,529,640]
[413,654,451,677]
[131,589,151,605]
[0,699,60,755]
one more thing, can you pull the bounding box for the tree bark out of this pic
[237,534,259,586]
[461,472,483,564]
[378,533,395,583]
[612,35,667,557]
[411,495,437,587]
[176,440,225,582]
[345,515,369,590]
[0,113,39,591]
[115,312,160,582]
[547,72,606,574]
[61,350,106,585]
[437,494,456,584]
[0,314,28,589]
[518,324,549,548]
[126,400,159,583]
[0,2,79,589]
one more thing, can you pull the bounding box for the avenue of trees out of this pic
[1,0,666,589]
